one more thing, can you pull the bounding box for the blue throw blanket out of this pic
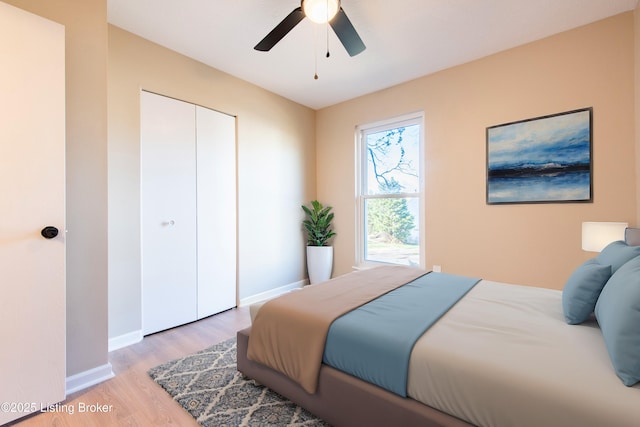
[322,272,480,396]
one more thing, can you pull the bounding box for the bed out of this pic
[236,229,640,427]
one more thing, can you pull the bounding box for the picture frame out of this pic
[486,107,593,204]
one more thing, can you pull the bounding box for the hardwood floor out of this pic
[10,307,251,427]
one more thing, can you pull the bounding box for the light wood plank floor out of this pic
[10,307,251,427]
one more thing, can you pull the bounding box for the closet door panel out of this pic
[141,91,197,335]
[196,106,237,318]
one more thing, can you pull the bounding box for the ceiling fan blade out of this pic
[254,7,305,52]
[330,8,366,57]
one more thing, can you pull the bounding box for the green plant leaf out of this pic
[301,200,336,246]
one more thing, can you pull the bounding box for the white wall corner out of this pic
[66,363,115,396]
[239,279,308,307]
[108,330,143,352]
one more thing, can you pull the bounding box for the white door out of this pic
[141,91,197,335]
[196,106,236,318]
[0,2,66,424]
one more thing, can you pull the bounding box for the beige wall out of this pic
[3,0,109,376]
[108,26,316,339]
[317,12,637,289]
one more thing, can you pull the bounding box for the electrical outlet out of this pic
[433,265,441,272]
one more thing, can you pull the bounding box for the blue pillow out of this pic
[596,241,640,273]
[562,259,611,324]
[594,255,640,386]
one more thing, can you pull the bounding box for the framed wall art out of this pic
[486,107,592,204]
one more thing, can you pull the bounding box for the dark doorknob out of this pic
[41,226,59,239]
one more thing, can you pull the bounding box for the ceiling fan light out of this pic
[302,0,340,24]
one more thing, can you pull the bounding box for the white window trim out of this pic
[355,111,425,269]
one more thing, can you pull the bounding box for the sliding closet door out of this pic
[141,91,197,335]
[196,106,236,318]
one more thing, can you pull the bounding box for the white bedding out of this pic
[249,278,640,426]
[408,280,640,427]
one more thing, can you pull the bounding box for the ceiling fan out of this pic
[254,0,366,57]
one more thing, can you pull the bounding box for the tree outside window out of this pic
[357,115,423,266]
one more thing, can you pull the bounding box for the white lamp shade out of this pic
[582,222,628,252]
[303,0,340,24]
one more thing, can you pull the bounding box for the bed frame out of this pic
[237,327,470,427]
[237,227,640,427]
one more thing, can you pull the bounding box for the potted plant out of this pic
[302,200,336,284]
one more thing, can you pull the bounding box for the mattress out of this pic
[249,299,265,323]
[407,280,640,427]
[250,278,640,427]
[249,287,305,322]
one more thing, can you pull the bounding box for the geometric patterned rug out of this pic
[148,338,331,427]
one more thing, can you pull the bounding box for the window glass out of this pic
[357,115,423,267]
[365,124,420,195]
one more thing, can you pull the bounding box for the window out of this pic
[356,113,424,267]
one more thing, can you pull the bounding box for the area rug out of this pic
[148,338,330,427]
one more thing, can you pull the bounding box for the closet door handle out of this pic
[163,220,176,226]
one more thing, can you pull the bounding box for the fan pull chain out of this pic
[314,24,319,79]
[313,23,318,80]
[316,31,330,78]
[313,0,332,80]
[326,21,331,58]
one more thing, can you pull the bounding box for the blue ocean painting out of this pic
[487,109,592,204]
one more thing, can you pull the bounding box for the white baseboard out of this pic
[106,280,307,355]
[108,330,143,352]
[66,363,115,395]
[239,279,307,307]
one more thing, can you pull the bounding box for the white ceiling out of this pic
[108,0,638,110]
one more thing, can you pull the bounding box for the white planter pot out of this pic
[306,246,333,284]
